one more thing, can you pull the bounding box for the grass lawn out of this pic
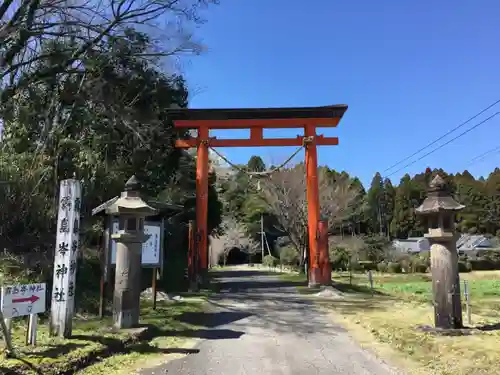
[285,270,500,375]
[0,298,208,375]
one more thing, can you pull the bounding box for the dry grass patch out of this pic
[293,270,500,375]
[332,298,499,375]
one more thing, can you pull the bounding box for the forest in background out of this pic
[219,155,500,239]
[214,155,500,273]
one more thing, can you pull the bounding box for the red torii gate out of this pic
[169,105,348,286]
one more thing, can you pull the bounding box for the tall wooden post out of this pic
[196,127,210,276]
[50,179,82,338]
[416,175,465,329]
[304,125,321,287]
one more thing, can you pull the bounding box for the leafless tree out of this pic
[261,164,360,268]
[210,219,259,266]
[1,0,218,85]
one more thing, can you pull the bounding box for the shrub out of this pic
[481,250,500,268]
[349,260,363,272]
[329,246,349,271]
[358,261,377,271]
[418,251,431,268]
[398,258,411,273]
[469,258,498,271]
[458,261,472,273]
[411,260,427,273]
[377,262,388,273]
[263,255,279,268]
[279,246,299,266]
[387,261,402,273]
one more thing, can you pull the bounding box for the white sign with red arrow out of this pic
[1,283,46,318]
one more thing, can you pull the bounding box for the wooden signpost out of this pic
[367,271,374,296]
[463,280,472,325]
[50,178,82,338]
[1,282,47,348]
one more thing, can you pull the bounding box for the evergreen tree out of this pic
[485,168,500,235]
[454,170,487,234]
[366,172,385,234]
[390,174,415,239]
[382,178,395,237]
[247,156,266,172]
[345,176,367,235]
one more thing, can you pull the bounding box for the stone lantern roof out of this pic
[104,175,158,217]
[415,175,465,214]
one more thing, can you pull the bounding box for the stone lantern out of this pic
[105,175,158,329]
[415,174,465,329]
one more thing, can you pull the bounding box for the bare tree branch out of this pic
[210,219,259,266]
[261,165,360,266]
[1,0,217,82]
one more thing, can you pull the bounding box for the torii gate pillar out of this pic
[196,127,209,278]
[170,105,348,287]
[305,124,321,286]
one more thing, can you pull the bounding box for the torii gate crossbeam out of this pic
[169,105,348,287]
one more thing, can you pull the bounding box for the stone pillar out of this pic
[416,174,465,329]
[113,230,145,328]
[105,176,157,329]
[429,241,462,328]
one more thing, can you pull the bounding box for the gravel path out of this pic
[139,269,403,375]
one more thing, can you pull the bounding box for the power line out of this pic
[464,144,500,168]
[386,111,500,178]
[383,99,500,174]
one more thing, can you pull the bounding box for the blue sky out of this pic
[183,0,500,188]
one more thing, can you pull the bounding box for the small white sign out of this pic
[110,220,161,266]
[1,283,46,318]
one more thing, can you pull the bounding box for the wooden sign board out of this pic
[1,283,46,318]
[108,219,163,267]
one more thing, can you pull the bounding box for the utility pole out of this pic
[260,213,265,260]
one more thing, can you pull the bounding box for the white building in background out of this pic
[392,234,497,256]
[456,234,494,256]
[392,237,431,253]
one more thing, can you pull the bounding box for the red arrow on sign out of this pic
[12,295,40,304]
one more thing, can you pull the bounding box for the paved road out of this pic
[140,269,402,375]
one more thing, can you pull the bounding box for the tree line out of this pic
[216,156,500,270]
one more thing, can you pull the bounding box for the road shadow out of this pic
[124,343,201,355]
[210,270,279,278]
[208,268,308,294]
[314,296,394,315]
[205,298,347,336]
[332,282,388,296]
[158,328,244,340]
[1,358,44,375]
[176,310,252,328]
[0,366,27,375]
[217,279,306,293]
[477,322,500,332]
